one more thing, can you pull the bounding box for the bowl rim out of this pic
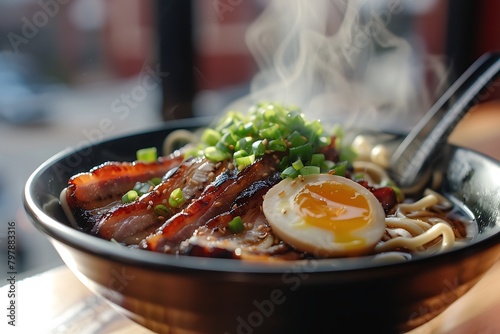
[23,121,500,275]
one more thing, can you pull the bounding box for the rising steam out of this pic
[226,0,442,133]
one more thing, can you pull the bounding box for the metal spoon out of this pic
[389,52,500,194]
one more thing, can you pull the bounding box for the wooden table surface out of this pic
[2,101,500,333]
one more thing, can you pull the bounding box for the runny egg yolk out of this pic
[294,182,370,244]
[262,174,386,257]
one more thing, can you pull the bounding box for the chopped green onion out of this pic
[268,139,287,152]
[228,216,245,234]
[235,154,255,170]
[154,204,169,216]
[149,177,162,186]
[289,142,313,163]
[122,190,138,203]
[310,153,325,167]
[197,102,340,178]
[221,131,237,147]
[243,122,258,136]
[278,156,291,171]
[307,131,319,148]
[235,137,252,152]
[233,149,249,160]
[339,146,358,163]
[330,161,348,177]
[299,165,321,175]
[321,160,335,170]
[292,158,304,170]
[287,111,305,130]
[318,135,331,148]
[260,124,282,140]
[136,147,157,162]
[204,146,229,162]
[216,111,244,132]
[331,124,344,149]
[183,145,203,159]
[215,141,232,154]
[391,185,405,203]
[353,173,365,180]
[233,123,247,137]
[133,181,152,195]
[252,140,266,157]
[261,106,276,121]
[287,131,307,147]
[201,128,221,146]
[308,120,323,135]
[281,166,300,179]
[169,188,184,208]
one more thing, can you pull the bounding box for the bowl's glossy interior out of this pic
[24,118,500,334]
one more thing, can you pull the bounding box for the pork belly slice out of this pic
[92,157,230,244]
[181,175,304,261]
[144,154,284,253]
[66,154,185,211]
[61,153,185,231]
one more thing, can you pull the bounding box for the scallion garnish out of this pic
[154,204,169,216]
[204,146,229,162]
[201,128,221,146]
[330,161,348,177]
[228,216,245,234]
[169,188,184,208]
[233,149,249,160]
[268,139,287,152]
[149,177,162,186]
[287,131,307,147]
[252,140,266,157]
[289,142,313,163]
[292,158,304,170]
[122,190,138,203]
[299,165,321,176]
[235,137,252,152]
[191,102,353,179]
[133,181,152,196]
[281,166,300,179]
[310,153,325,167]
[136,147,158,162]
[235,154,255,170]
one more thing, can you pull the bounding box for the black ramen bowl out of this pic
[23,118,500,334]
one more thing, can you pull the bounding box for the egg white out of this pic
[262,174,386,257]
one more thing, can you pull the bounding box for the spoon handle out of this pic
[390,52,500,192]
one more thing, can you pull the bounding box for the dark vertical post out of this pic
[445,0,480,82]
[156,0,195,120]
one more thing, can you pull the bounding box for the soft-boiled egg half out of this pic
[262,174,386,257]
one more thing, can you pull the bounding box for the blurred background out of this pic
[0,0,499,281]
